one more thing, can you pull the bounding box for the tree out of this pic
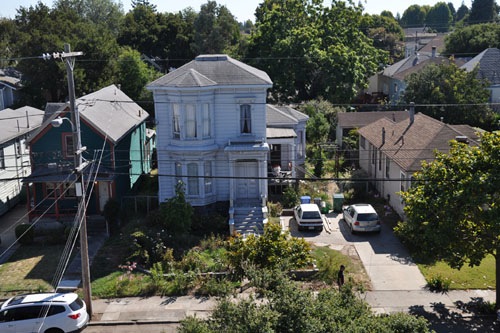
[360,14,404,63]
[426,2,453,32]
[116,47,159,105]
[191,1,240,54]
[403,63,496,130]
[469,0,499,24]
[158,182,193,235]
[246,0,386,103]
[456,2,469,21]
[444,22,500,56]
[447,2,456,21]
[401,5,427,27]
[396,132,500,307]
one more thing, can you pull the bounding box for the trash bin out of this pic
[313,197,321,207]
[300,196,311,204]
[333,193,344,212]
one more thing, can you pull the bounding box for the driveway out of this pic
[286,211,427,291]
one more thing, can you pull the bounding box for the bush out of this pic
[426,275,450,293]
[15,224,34,245]
[282,186,299,208]
[267,201,282,217]
[103,198,121,235]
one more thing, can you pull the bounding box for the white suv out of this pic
[343,204,381,233]
[0,292,89,333]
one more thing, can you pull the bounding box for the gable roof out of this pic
[76,85,149,144]
[0,106,44,144]
[461,48,500,85]
[338,111,409,129]
[147,54,272,89]
[32,85,149,145]
[266,104,308,126]
[358,113,480,172]
[382,54,451,81]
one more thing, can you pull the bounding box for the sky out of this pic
[1,1,473,22]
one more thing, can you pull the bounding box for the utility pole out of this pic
[61,44,92,316]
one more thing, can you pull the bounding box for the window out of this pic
[187,163,199,195]
[172,104,180,139]
[360,136,366,149]
[63,134,74,158]
[0,148,4,169]
[297,130,304,158]
[400,172,406,192]
[46,183,60,198]
[378,151,382,171]
[240,104,251,134]
[64,183,76,197]
[186,104,197,138]
[175,162,182,185]
[371,144,375,165]
[204,161,212,194]
[385,157,390,178]
[202,103,211,138]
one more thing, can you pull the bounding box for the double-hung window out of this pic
[240,104,251,134]
[202,103,211,138]
[185,104,197,139]
[204,161,212,194]
[63,134,74,159]
[187,163,199,195]
[173,104,181,139]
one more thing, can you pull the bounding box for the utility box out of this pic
[333,193,344,212]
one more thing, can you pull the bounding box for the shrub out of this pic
[426,275,450,293]
[267,201,283,217]
[103,198,121,235]
[15,224,34,245]
[282,186,299,208]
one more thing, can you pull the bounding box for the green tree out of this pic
[158,182,193,235]
[116,47,159,102]
[396,132,500,307]
[447,2,456,21]
[247,0,385,103]
[456,2,469,21]
[191,1,240,55]
[401,4,427,27]
[403,63,495,130]
[426,2,453,32]
[360,14,404,62]
[469,0,499,24]
[444,22,500,56]
[299,99,342,142]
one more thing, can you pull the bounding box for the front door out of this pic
[235,161,258,200]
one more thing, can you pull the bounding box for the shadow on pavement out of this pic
[409,298,499,333]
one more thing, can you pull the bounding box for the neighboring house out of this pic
[461,48,500,108]
[147,54,273,235]
[266,104,308,181]
[367,49,449,104]
[25,85,151,221]
[336,111,409,149]
[0,106,44,215]
[358,108,480,217]
[0,68,22,110]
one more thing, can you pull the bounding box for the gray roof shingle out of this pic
[461,48,500,85]
[0,106,45,143]
[148,54,272,88]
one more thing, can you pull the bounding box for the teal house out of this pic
[25,85,153,221]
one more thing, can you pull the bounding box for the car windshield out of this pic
[302,211,321,219]
[357,213,378,221]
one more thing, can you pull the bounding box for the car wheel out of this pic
[45,328,64,333]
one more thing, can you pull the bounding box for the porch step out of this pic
[233,206,265,236]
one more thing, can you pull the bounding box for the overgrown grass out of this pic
[0,244,69,296]
[418,255,495,290]
[311,245,369,290]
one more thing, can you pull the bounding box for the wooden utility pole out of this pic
[61,44,92,316]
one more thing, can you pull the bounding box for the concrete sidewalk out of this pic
[86,289,498,331]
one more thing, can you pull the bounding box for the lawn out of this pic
[418,255,496,290]
[0,244,70,297]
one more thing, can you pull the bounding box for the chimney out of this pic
[431,46,436,58]
[409,102,415,124]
